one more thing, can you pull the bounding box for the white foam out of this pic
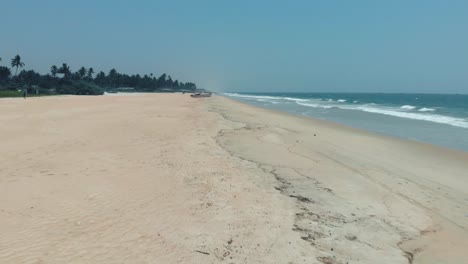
[296,101,334,109]
[282,97,310,102]
[223,93,281,100]
[352,105,468,128]
[227,93,468,129]
[296,101,468,128]
[401,105,416,110]
[418,107,436,112]
[224,93,310,103]
[337,99,347,103]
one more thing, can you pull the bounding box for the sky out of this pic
[1,0,467,93]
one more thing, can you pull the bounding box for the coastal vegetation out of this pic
[0,54,197,97]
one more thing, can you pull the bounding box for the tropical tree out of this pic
[108,68,118,87]
[0,54,196,95]
[0,66,11,81]
[87,67,94,80]
[94,71,106,86]
[58,63,71,78]
[184,82,197,90]
[77,66,87,79]
[167,75,174,87]
[157,73,167,87]
[50,65,58,77]
[11,55,25,76]
[18,70,41,87]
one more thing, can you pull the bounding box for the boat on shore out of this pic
[190,92,212,98]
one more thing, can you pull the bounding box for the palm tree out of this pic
[77,66,87,79]
[108,68,118,87]
[87,67,94,80]
[58,63,71,78]
[50,65,58,77]
[11,55,25,76]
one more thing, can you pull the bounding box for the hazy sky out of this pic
[2,0,467,93]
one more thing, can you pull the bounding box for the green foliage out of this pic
[0,90,22,98]
[79,67,86,78]
[0,66,11,81]
[0,53,197,97]
[50,65,58,77]
[58,63,71,78]
[18,70,41,86]
[55,80,104,95]
[86,67,94,80]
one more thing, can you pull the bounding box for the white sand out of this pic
[0,94,467,263]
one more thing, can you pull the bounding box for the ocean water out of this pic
[223,92,468,152]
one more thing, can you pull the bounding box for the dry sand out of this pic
[0,94,467,263]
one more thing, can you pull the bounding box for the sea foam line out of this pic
[401,105,416,110]
[224,93,281,100]
[225,93,468,129]
[296,101,468,129]
[418,107,436,112]
[224,93,309,102]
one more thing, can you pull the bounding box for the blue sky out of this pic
[1,0,467,93]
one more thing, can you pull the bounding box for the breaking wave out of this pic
[401,105,416,110]
[296,102,468,128]
[224,93,468,129]
[418,107,436,112]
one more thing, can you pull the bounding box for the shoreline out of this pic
[221,92,468,153]
[0,94,466,263]
[217,95,468,156]
[209,95,468,263]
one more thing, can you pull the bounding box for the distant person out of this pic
[23,90,27,99]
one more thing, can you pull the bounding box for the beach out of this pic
[0,94,467,263]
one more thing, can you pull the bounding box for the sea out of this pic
[223,92,468,152]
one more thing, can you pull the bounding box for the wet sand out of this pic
[0,94,467,263]
[210,96,468,264]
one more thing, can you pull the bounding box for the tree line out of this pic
[0,54,197,96]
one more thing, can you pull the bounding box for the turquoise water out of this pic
[224,92,468,152]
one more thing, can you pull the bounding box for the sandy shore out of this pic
[0,94,467,263]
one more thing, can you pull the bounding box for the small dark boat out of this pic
[191,92,212,98]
